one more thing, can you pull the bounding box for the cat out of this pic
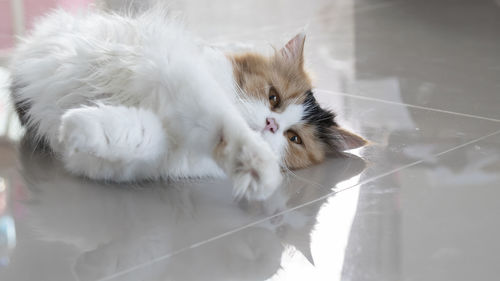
[9,6,366,200]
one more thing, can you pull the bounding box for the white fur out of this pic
[59,104,166,181]
[237,99,303,161]
[9,8,304,200]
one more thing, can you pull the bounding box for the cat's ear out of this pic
[294,236,314,265]
[279,32,306,65]
[331,127,367,151]
[286,229,315,265]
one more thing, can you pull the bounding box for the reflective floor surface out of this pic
[0,0,500,280]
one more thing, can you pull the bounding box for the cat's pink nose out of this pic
[265,117,279,133]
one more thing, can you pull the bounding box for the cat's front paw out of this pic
[225,133,283,201]
[58,108,106,158]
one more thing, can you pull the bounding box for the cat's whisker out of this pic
[290,95,303,106]
[309,115,336,123]
[281,164,326,190]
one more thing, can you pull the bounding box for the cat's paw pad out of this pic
[230,134,283,201]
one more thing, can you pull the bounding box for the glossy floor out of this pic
[1,0,500,280]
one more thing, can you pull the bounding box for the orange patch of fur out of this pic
[231,52,311,108]
[284,124,326,169]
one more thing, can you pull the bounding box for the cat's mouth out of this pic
[250,125,270,135]
[248,123,264,133]
[249,126,276,136]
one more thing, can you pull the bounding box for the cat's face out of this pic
[231,33,366,169]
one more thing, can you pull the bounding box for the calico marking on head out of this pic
[231,33,367,169]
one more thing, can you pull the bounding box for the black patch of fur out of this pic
[10,80,31,125]
[10,81,50,151]
[13,99,31,126]
[302,90,339,148]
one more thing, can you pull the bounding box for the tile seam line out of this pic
[332,128,500,194]
[96,128,500,281]
[317,89,500,123]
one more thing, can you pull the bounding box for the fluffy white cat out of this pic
[9,6,365,200]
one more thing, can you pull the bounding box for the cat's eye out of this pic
[269,86,281,108]
[286,130,303,145]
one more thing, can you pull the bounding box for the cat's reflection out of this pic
[18,139,365,281]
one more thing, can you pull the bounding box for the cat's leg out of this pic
[58,104,166,181]
[213,113,283,201]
